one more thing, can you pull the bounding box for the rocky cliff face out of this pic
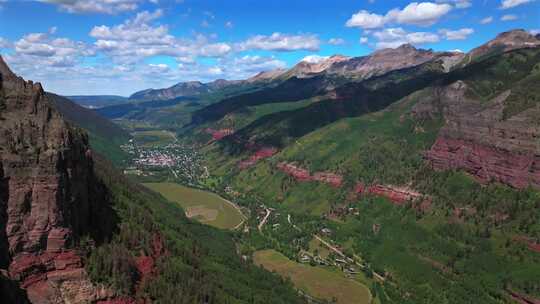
[326,44,463,79]
[416,80,540,189]
[0,56,117,303]
[285,55,351,78]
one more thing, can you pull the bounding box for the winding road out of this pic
[258,208,271,232]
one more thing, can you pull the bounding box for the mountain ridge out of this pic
[128,29,538,105]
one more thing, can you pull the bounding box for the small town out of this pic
[121,138,207,184]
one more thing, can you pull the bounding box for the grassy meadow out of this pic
[143,182,245,230]
[253,249,372,304]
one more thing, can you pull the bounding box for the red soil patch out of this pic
[515,236,540,254]
[135,234,167,288]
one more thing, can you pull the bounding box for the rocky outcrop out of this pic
[285,55,351,78]
[238,147,278,169]
[312,172,343,188]
[277,162,343,187]
[205,128,234,141]
[355,183,426,206]
[277,162,311,181]
[246,69,287,83]
[419,81,540,189]
[0,56,118,303]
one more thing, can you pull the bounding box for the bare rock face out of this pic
[417,81,540,189]
[204,128,235,141]
[276,162,343,187]
[0,56,117,303]
[286,55,351,78]
[326,44,463,79]
[246,69,288,83]
[238,147,278,169]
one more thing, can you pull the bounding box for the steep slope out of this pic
[48,93,129,141]
[48,93,130,165]
[216,58,447,149]
[191,75,338,125]
[0,56,117,303]
[420,47,540,188]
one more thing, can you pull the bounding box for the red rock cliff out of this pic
[0,56,117,303]
[416,80,540,189]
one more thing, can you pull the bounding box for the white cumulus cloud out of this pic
[372,27,440,49]
[301,55,329,64]
[500,0,535,9]
[346,2,453,29]
[40,0,146,14]
[236,33,320,52]
[328,38,345,45]
[436,0,472,9]
[480,16,494,24]
[346,10,387,29]
[439,28,474,40]
[501,14,518,21]
[89,10,232,63]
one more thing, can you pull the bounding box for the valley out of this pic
[1,4,540,301]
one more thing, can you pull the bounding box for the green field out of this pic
[253,249,372,304]
[308,237,331,259]
[132,130,176,147]
[143,182,245,229]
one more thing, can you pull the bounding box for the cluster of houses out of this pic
[121,139,205,183]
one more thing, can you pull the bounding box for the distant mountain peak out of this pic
[373,44,432,57]
[464,28,540,64]
[396,43,417,50]
[490,29,540,46]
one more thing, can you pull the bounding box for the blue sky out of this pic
[0,0,538,95]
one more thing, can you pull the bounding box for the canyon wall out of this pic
[0,56,117,303]
[416,81,540,189]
